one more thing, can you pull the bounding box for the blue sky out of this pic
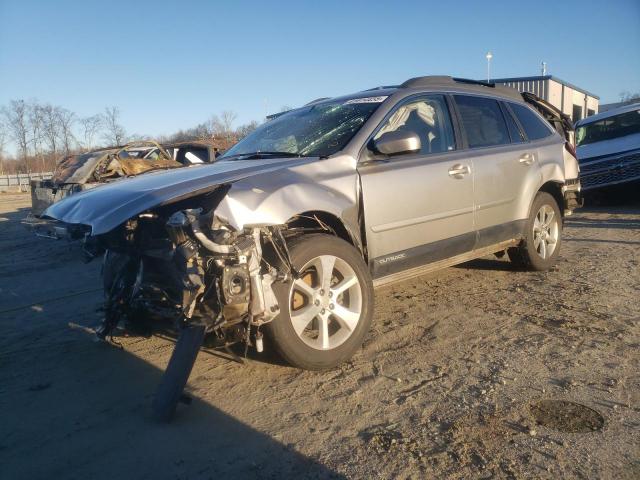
[1,0,639,146]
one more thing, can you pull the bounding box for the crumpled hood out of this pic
[44,157,316,235]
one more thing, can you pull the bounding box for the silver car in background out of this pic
[575,102,640,191]
[36,76,581,420]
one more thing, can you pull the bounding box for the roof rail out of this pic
[400,75,523,101]
[401,76,498,89]
[362,85,398,91]
[304,97,330,106]
[451,77,494,88]
[400,76,455,88]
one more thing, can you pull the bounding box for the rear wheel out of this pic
[508,191,562,271]
[268,235,373,370]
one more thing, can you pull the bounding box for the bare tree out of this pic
[208,115,222,136]
[79,114,103,150]
[2,99,30,163]
[191,122,211,141]
[209,110,238,139]
[0,97,265,173]
[220,110,237,133]
[0,120,7,174]
[619,91,640,102]
[102,106,127,146]
[41,104,60,157]
[28,101,46,170]
[57,108,75,156]
[236,120,259,139]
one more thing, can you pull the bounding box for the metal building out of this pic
[491,75,599,122]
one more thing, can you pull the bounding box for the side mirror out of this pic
[372,130,421,156]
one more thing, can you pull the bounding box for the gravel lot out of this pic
[1,192,639,479]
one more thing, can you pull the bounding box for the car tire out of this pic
[508,191,562,271]
[267,234,374,370]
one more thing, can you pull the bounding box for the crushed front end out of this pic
[86,187,291,356]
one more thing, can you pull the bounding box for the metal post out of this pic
[486,52,493,82]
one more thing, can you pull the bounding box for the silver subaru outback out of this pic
[38,76,581,419]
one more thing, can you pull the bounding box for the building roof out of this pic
[490,75,600,100]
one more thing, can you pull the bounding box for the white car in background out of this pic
[575,103,640,191]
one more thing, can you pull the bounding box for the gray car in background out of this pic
[575,102,640,191]
[37,76,581,420]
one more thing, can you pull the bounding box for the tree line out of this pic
[0,99,260,174]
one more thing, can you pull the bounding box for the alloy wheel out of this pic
[288,255,363,350]
[533,204,559,259]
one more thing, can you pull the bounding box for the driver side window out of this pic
[374,95,456,154]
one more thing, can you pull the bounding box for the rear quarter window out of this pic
[510,103,553,141]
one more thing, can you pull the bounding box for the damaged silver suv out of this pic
[38,76,581,419]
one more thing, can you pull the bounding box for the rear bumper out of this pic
[563,179,583,215]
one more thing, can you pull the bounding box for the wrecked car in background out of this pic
[575,102,640,191]
[29,140,228,216]
[164,138,234,165]
[34,76,581,421]
[30,141,181,216]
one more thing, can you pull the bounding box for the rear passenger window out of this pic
[502,104,526,143]
[510,103,553,141]
[454,95,511,148]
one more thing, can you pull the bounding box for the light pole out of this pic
[486,51,493,82]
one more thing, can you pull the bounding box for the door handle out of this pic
[519,153,535,165]
[448,164,470,179]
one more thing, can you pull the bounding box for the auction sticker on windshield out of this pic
[344,96,388,104]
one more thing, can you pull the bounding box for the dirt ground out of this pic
[1,192,638,479]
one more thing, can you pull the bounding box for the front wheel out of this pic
[508,191,562,271]
[268,235,374,370]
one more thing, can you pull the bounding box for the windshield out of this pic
[576,108,640,147]
[221,99,384,159]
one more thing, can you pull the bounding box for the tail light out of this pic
[564,141,577,159]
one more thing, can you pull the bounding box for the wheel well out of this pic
[538,182,564,216]
[286,211,358,250]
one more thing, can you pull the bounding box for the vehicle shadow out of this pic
[0,306,343,480]
[1,198,341,479]
[566,200,640,230]
[0,206,34,234]
[454,257,514,272]
[565,217,640,230]
[581,185,640,209]
[564,238,640,246]
[152,328,291,368]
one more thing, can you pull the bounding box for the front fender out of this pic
[214,157,361,243]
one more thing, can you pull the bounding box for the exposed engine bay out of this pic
[88,186,327,354]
